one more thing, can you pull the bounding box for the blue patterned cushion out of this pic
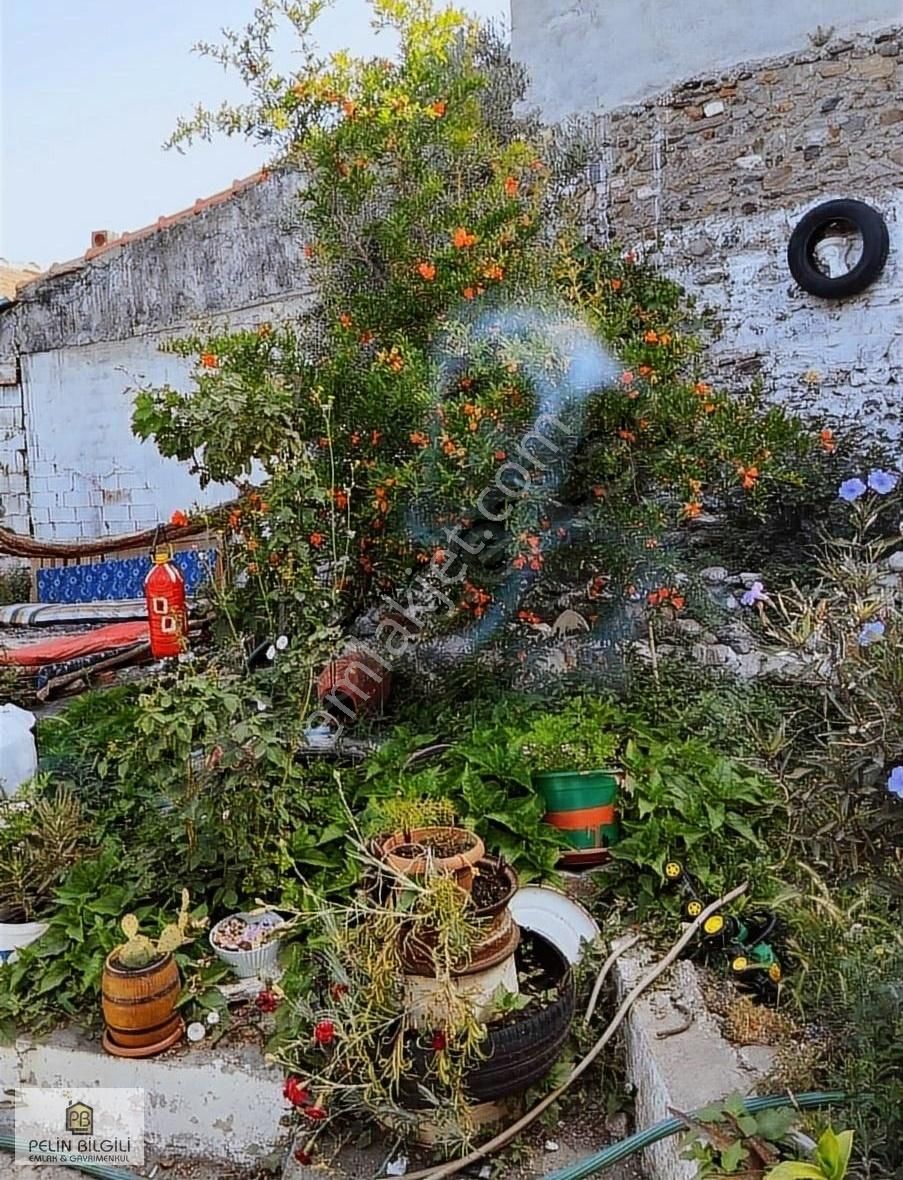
[37,550,217,604]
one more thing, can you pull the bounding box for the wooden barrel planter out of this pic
[101,951,184,1058]
[533,769,620,868]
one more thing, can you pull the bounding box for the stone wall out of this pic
[512,0,898,120]
[0,169,311,541]
[573,28,903,442]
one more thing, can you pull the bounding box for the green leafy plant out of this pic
[680,1094,798,1176]
[518,702,620,772]
[765,1128,854,1180]
[0,782,89,922]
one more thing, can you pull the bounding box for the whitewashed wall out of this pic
[659,191,902,441]
[0,170,311,541]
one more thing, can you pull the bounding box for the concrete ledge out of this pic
[614,942,775,1180]
[1,1026,288,1165]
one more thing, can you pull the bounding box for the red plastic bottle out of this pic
[144,549,188,659]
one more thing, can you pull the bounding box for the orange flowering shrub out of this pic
[133,0,841,640]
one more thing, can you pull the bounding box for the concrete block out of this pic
[3,1027,288,1164]
[49,521,83,540]
[101,503,133,524]
[614,944,775,1180]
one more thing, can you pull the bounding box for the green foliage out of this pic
[682,1094,798,1176]
[0,565,29,607]
[517,701,619,771]
[0,781,89,921]
[766,1128,854,1180]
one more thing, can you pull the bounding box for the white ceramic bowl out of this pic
[209,911,285,979]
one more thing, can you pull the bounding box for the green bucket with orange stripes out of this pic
[534,768,620,856]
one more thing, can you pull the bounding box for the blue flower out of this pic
[838,478,867,502]
[858,620,885,647]
[740,581,767,607]
[867,469,899,495]
[887,767,903,799]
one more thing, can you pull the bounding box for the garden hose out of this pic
[538,1090,850,1180]
[0,1132,138,1179]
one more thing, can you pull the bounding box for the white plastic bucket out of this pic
[0,704,37,798]
[0,920,48,965]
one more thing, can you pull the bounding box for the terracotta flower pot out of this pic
[317,647,391,721]
[380,826,485,893]
[101,951,184,1058]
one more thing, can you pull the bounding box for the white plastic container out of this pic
[0,920,48,965]
[209,911,285,979]
[0,704,37,798]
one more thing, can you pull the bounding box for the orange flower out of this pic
[200,353,218,369]
[427,99,447,118]
[637,418,650,431]
[693,381,712,397]
[820,428,836,453]
[671,594,686,611]
[512,555,526,570]
[441,438,458,456]
[341,99,357,117]
[409,431,428,447]
[638,365,653,378]
[703,401,716,414]
[459,377,473,390]
[228,509,242,531]
[257,323,272,338]
[359,330,374,346]
[452,227,476,249]
[309,532,325,548]
[170,509,189,527]
[644,537,659,549]
[350,431,361,446]
[417,261,436,281]
[462,287,476,300]
[682,500,702,519]
[483,263,504,281]
[610,278,622,291]
[304,244,315,259]
[494,449,507,461]
[659,332,673,346]
[592,484,605,499]
[737,464,759,490]
[339,312,353,328]
[377,346,404,372]
[618,429,637,443]
[503,176,519,197]
[530,158,544,171]
[620,371,634,386]
[643,330,659,345]
[588,574,608,599]
[370,430,382,446]
[332,489,349,510]
[528,556,543,571]
[517,609,543,624]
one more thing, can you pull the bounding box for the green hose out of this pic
[540,1091,849,1180]
[0,1132,138,1178]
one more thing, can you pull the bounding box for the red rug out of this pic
[0,622,149,666]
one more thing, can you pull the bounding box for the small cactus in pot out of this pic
[116,889,193,970]
[102,890,202,1059]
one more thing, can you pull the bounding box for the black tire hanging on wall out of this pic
[787,198,889,299]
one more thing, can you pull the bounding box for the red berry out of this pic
[256,989,279,1013]
[314,1019,335,1046]
[305,1103,327,1121]
[329,981,349,1002]
[283,1076,312,1108]
[294,1146,313,1165]
[431,1031,447,1052]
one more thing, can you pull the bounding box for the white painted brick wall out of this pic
[658,189,902,441]
[0,378,30,537]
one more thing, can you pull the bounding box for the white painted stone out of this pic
[703,99,726,117]
[735,154,765,170]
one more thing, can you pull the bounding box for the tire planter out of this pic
[101,951,184,1058]
[400,931,575,1106]
[381,826,485,893]
[534,769,620,864]
[787,199,889,299]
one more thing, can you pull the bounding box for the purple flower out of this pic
[867,469,899,495]
[740,581,767,608]
[858,620,886,647]
[887,767,903,799]
[838,478,867,503]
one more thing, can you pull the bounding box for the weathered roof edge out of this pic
[15,168,272,298]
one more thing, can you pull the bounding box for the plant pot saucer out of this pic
[102,1018,185,1058]
[557,846,612,869]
